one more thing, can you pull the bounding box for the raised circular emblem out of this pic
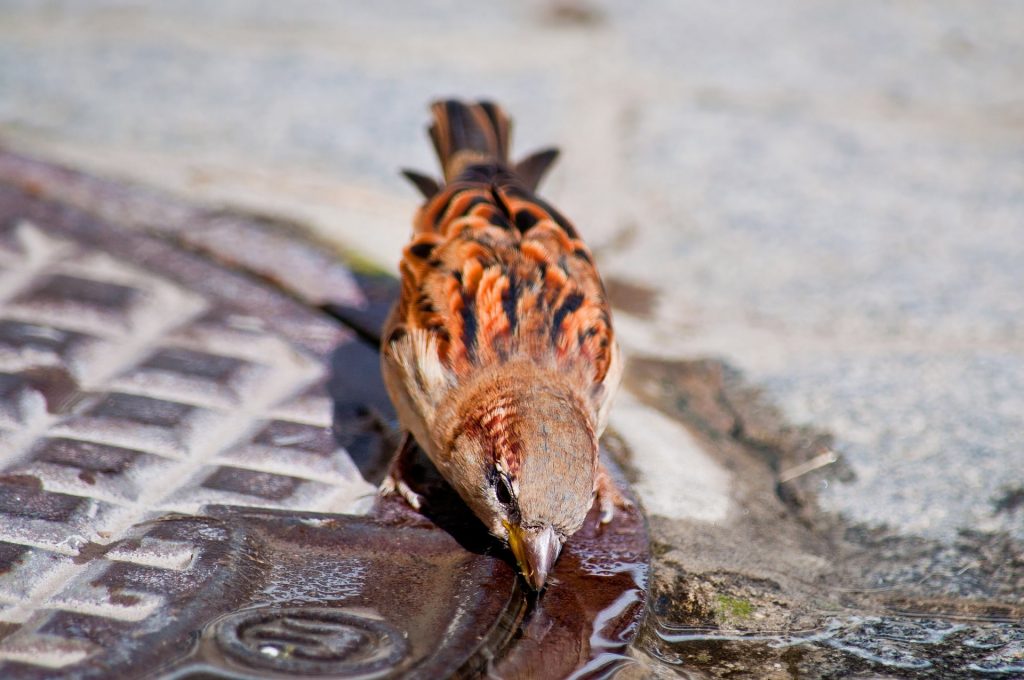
[215,606,408,676]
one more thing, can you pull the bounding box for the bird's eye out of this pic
[494,473,514,506]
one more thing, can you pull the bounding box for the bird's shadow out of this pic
[325,273,498,557]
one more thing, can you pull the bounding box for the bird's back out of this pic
[393,101,616,400]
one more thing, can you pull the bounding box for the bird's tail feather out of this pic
[403,99,560,196]
[429,99,512,182]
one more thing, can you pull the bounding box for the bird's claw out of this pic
[378,474,423,510]
[378,431,423,510]
[595,463,633,525]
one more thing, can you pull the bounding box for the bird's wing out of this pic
[386,177,617,419]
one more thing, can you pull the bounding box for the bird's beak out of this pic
[505,522,561,590]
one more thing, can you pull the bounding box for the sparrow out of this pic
[380,100,628,590]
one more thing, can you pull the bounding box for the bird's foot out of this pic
[378,432,423,510]
[379,474,423,510]
[595,462,633,524]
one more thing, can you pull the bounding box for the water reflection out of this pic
[635,612,1024,677]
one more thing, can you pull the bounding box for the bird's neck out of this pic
[434,359,592,458]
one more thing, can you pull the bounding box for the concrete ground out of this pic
[2,1,1022,676]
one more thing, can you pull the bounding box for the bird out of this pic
[380,100,628,590]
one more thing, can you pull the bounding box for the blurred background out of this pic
[1,0,1022,671]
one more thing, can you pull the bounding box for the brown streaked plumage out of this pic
[380,100,628,590]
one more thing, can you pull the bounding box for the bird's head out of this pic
[442,382,597,590]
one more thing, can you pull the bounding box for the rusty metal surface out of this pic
[0,155,648,678]
[1,505,522,679]
[0,149,364,309]
[0,180,379,676]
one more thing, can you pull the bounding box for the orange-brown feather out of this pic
[396,175,614,390]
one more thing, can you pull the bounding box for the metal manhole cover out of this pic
[0,151,649,679]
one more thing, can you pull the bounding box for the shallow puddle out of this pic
[627,611,1024,678]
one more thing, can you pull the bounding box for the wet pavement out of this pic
[1,2,1022,677]
[624,356,1023,678]
[0,158,649,678]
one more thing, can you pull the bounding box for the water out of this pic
[630,612,1024,678]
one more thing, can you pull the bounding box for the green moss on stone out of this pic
[714,594,755,620]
